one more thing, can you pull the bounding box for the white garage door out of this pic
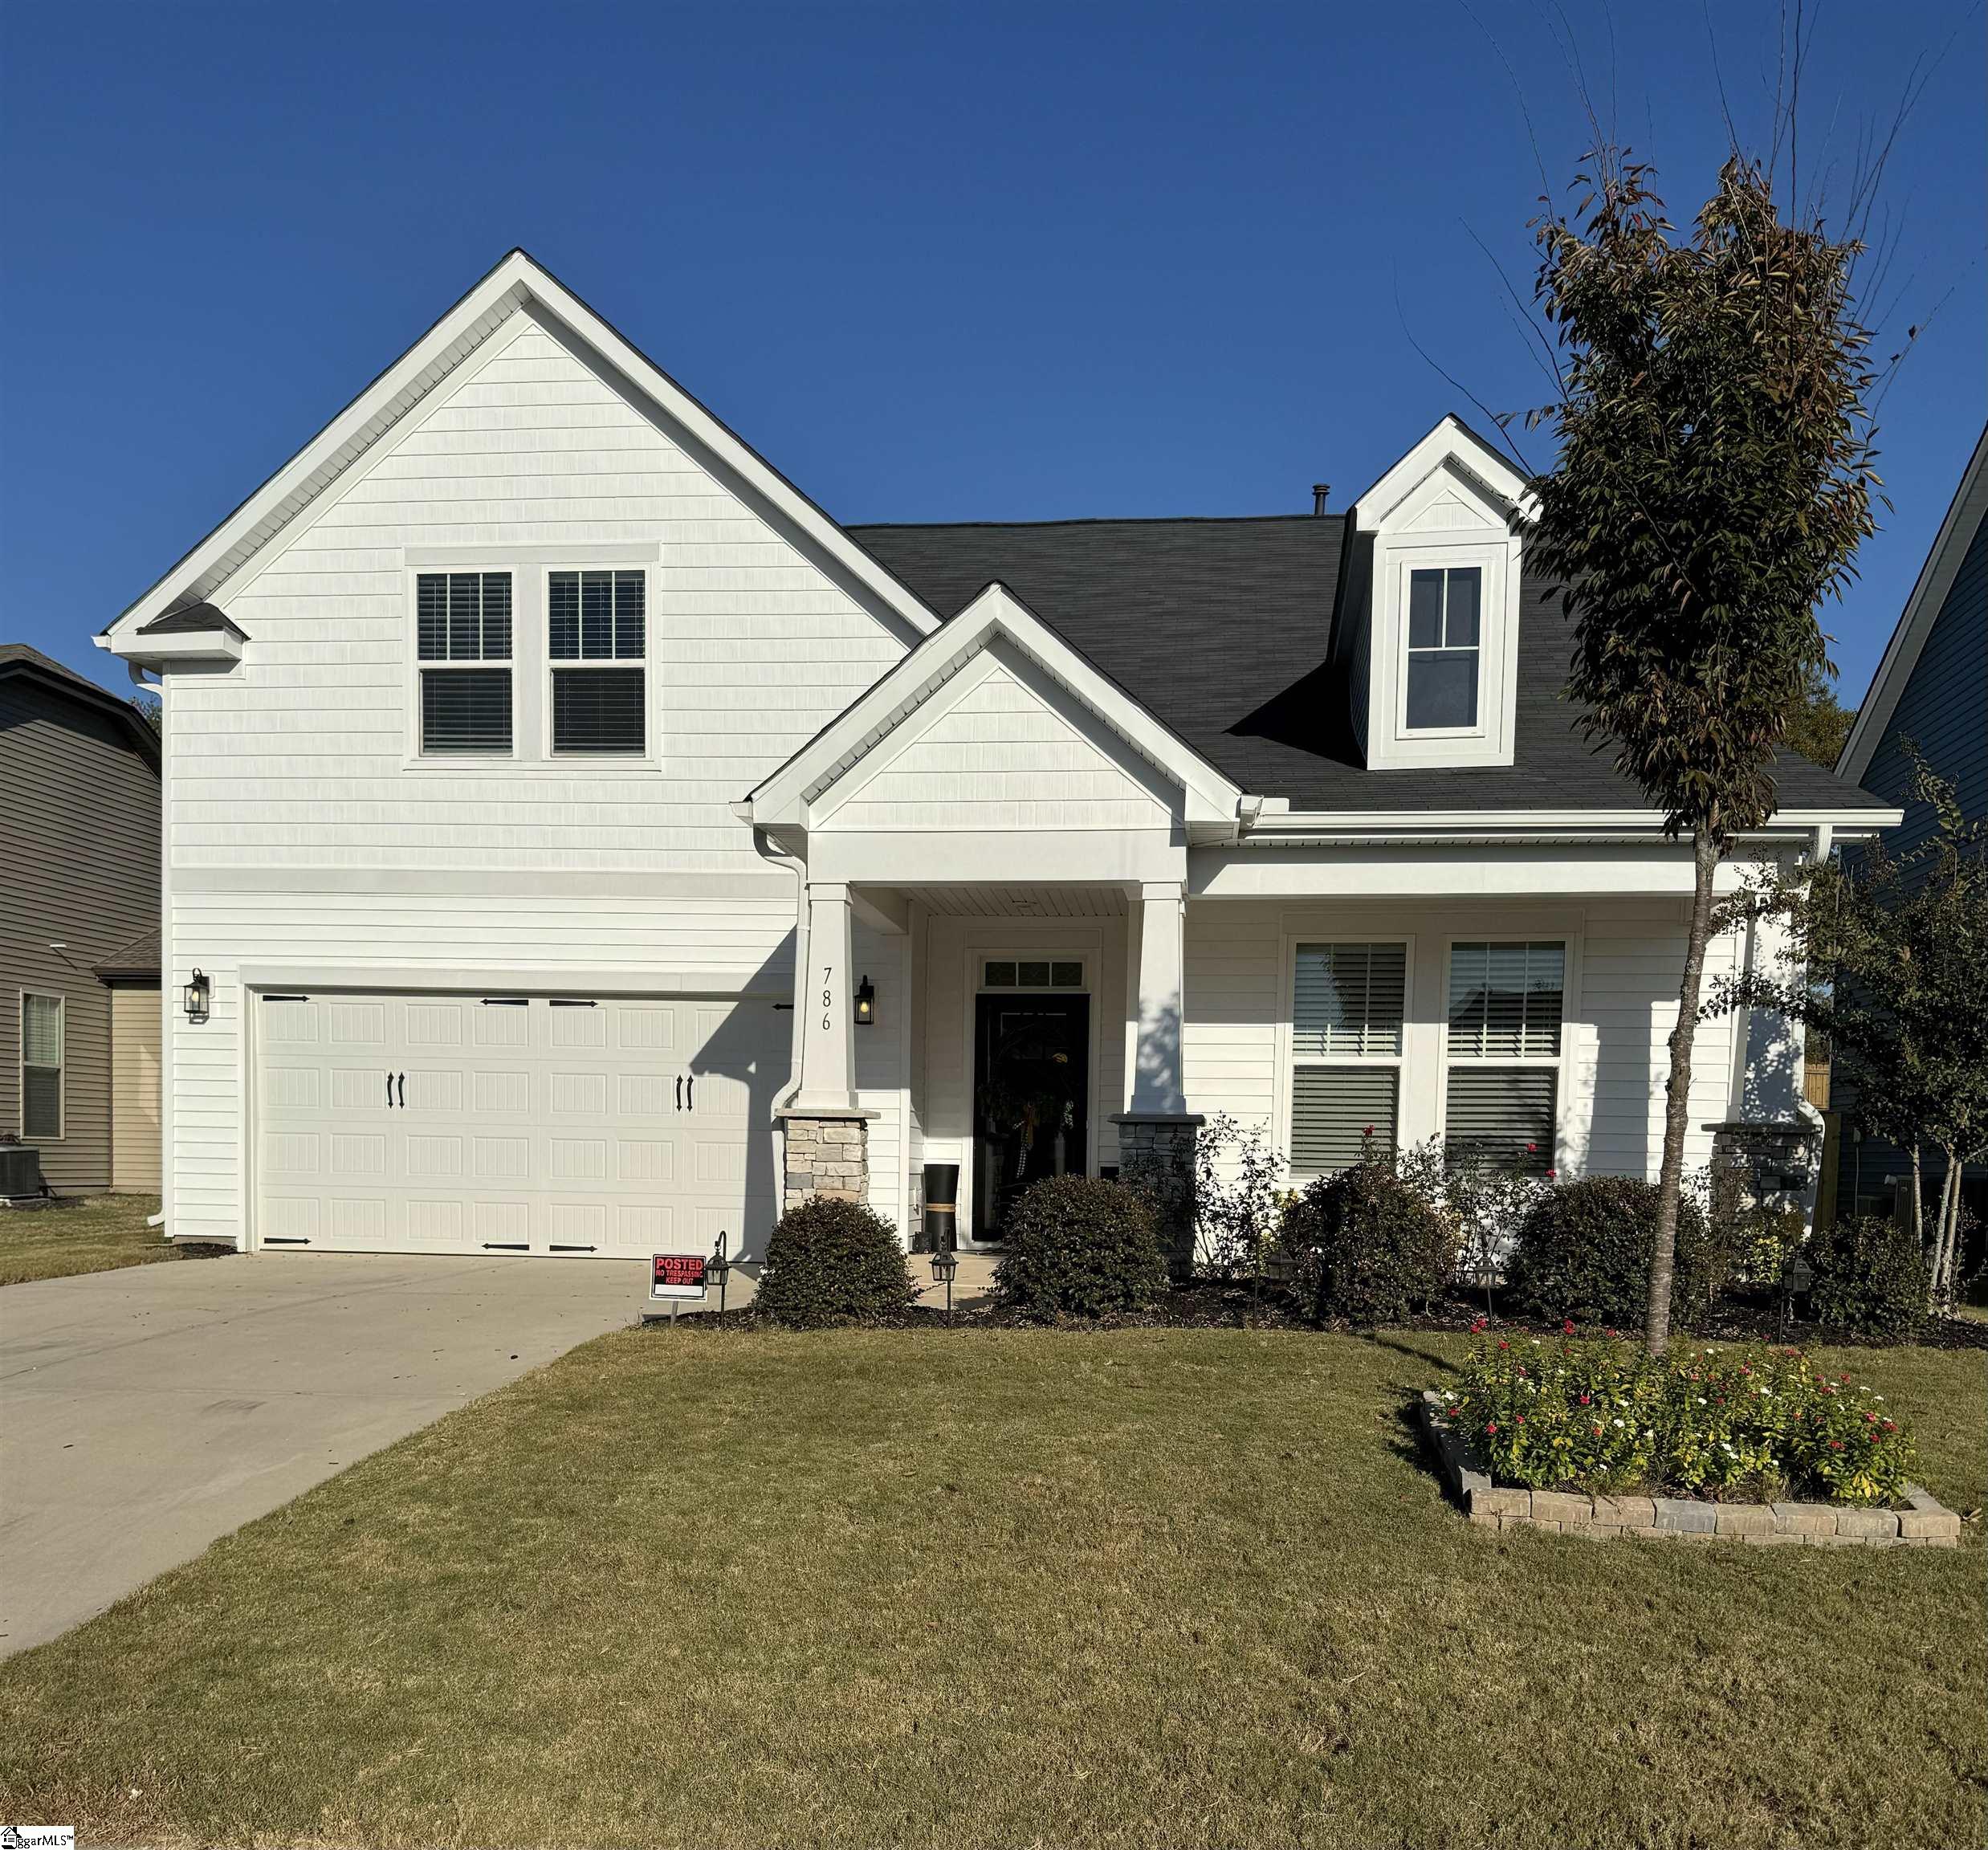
[255,990,789,1258]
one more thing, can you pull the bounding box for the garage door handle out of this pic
[686,1076,695,1111]
[385,1071,393,1109]
[397,1072,405,1109]
[674,1075,682,1111]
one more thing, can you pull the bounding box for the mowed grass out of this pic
[1,1326,1981,1850]
[0,1192,194,1286]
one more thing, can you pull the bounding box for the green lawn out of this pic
[0,1192,198,1286]
[1,1326,1981,1850]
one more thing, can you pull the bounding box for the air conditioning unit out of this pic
[0,1141,47,1202]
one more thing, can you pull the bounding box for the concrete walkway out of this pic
[0,1253,647,1656]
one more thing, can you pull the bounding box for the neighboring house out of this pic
[99,251,1897,1261]
[1829,425,1988,1227]
[1,645,162,1194]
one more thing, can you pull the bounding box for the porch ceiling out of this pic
[901,883,1129,919]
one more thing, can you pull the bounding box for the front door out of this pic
[972,992,1090,1241]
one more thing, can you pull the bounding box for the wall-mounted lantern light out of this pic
[183,968,210,1024]
[854,974,876,1027]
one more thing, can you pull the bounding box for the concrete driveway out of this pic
[0,1253,647,1656]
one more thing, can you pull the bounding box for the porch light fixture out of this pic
[183,968,210,1024]
[930,1243,959,1323]
[854,974,876,1027]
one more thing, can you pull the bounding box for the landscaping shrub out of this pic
[1505,1176,1723,1329]
[1281,1152,1460,1327]
[754,1196,915,1328]
[1806,1215,1929,1342]
[1191,1111,1286,1280]
[994,1176,1169,1320]
[1441,1326,1918,1505]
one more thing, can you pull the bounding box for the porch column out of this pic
[1113,878,1200,1273]
[1129,878,1187,1113]
[779,880,871,1212]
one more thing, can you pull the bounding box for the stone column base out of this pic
[1112,1112,1204,1276]
[776,1109,874,1214]
[1707,1119,1821,1210]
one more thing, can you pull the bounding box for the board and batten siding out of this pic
[1183,899,1741,1187]
[159,302,922,1243]
[0,675,160,1194]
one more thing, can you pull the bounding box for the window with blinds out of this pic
[1445,940,1565,1173]
[417,572,513,753]
[21,992,63,1139]
[550,569,646,754]
[1289,942,1407,1172]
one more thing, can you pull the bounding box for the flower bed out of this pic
[1418,1325,1961,1549]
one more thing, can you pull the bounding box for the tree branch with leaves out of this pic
[1525,149,1881,1353]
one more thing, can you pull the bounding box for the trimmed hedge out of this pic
[1281,1159,1459,1327]
[1806,1216,1929,1342]
[1505,1176,1723,1329]
[755,1196,915,1328]
[994,1176,1169,1320]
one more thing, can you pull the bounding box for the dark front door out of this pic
[972,992,1090,1240]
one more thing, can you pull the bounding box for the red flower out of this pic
[1546,1169,1558,1180]
[1562,1319,1575,1335]
[1579,1394,1591,1405]
[1591,1425,1603,1437]
[1448,1406,1461,1418]
[1526,1143,1538,1154]
[1515,1415,1526,1426]
[1486,1422,1498,1434]
[1829,1440,1844,1450]
[1605,1328,1617,1339]
[1363,1124,1375,1136]
[1470,1317,1487,1334]
[1497,1340,1509,1351]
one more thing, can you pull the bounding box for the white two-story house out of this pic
[100,251,1899,1262]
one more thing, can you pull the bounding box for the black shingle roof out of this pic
[848,517,1888,814]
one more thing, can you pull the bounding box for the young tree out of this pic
[1786,664,1856,769]
[1719,755,1988,1307]
[1526,152,1880,1352]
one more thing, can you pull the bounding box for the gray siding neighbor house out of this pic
[1,644,162,1195]
[1831,426,1988,1224]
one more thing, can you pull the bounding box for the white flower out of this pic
[1613,1418,1625,1428]
[1696,1397,1707,1406]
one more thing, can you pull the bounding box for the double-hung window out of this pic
[1289,942,1407,1172]
[1444,941,1564,1172]
[21,992,63,1139]
[549,569,646,754]
[1404,565,1481,731]
[417,572,513,754]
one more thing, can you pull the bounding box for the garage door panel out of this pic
[255,989,791,1259]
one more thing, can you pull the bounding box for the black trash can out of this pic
[921,1162,960,1255]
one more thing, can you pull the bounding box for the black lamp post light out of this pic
[710,1230,731,1320]
[929,1242,959,1323]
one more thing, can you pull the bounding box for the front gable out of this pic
[746,582,1246,839]
[813,639,1179,833]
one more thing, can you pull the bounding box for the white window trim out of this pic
[1280,934,1414,1181]
[542,564,655,764]
[20,989,65,1143]
[404,567,519,765]
[1436,935,1579,1173]
[1399,564,1487,740]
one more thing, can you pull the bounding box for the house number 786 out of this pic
[821,965,833,1033]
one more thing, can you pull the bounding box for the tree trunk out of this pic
[1910,1146,1925,1252]
[1648,827,1721,1356]
[1930,1155,1961,1308]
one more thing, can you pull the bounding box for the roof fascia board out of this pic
[1837,424,1988,780]
[104,250,941,650]
[748,581,1243,826]
[1254,805,1901,839]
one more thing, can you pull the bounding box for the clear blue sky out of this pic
[2,1,1980,713]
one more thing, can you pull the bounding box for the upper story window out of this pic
[1404,567,1481,731]
[417,572,512,754]
[549,570,646,754]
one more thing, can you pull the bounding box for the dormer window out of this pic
[1404,567,1481,731]
[1348,417,1530,772]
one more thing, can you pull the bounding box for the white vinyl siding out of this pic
[22,992,64,1140]
[1289,942,1406,1172]
[1444,941,1565,1172]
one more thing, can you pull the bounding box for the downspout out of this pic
[132,664,170,1237]
[752,824,808,1109]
